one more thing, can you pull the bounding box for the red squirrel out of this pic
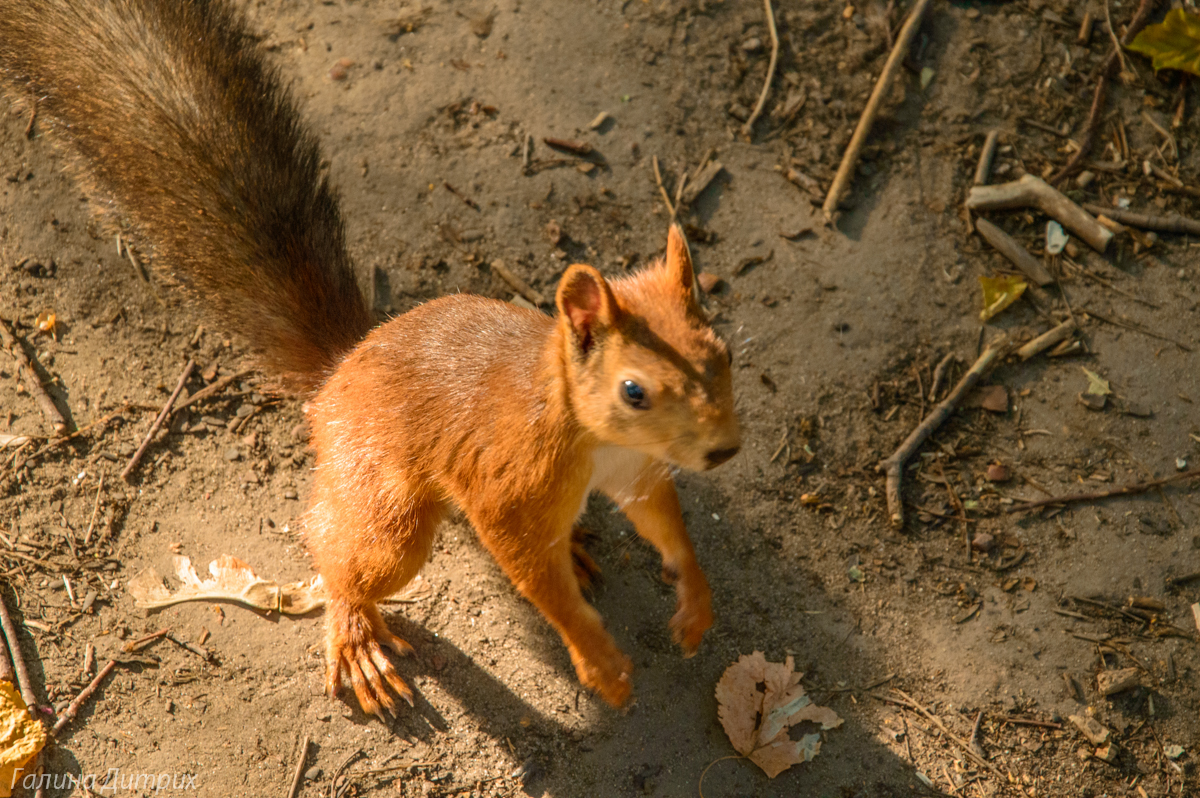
[0,0,741,719]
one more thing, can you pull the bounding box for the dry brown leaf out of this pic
[0,681,45,797]
[715,651,842,778]
[128,555,324,615]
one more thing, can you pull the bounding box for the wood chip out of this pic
[1096,668,1140,697]
[1069,714,1111,746]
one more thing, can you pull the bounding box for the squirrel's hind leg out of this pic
[307,481,442,721]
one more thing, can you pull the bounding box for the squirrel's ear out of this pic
[665,224,697,301]
[557,264,620,354]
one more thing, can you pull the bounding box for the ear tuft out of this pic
[666,224,695,295]
[557,264,618,353]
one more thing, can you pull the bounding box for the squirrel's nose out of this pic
[705,446,740,468]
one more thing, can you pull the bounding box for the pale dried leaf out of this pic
[129,555,326,615]
[0,435,31,450]
[1081,367,1111,396]
[715,652,842,778]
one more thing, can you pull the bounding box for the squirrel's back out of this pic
[0,0,371,393]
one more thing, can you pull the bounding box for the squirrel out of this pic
[0,0,741,719]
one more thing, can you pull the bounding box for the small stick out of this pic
[165,632,211,661]
[51,659,117,736]
[1017,319,1077,361]
[1064,259,1158,309]
[928,353,956,401]
[1000,716,1063,730]
[490,261,545,306]
[973,218,1056,286]
[126,245,150,283]
[1081,307,1191,352]
[680,159,724,207]
[328,748,364,798]
[173,369,253,413]
[741,0,779,138]
[822,0,934,222]
[651,156,676,218]
[23,102,36,139]
[1078,9,1094,44]
[969,709,986,761]
[286,735,311,798]
[83,642,95,676]
[121,359,195,481]
[884,689,997,774]
[82,473,105,546]
[966,175,1112,252]
[121,628,169,653]
[442,181,479,211]
[1008,467,1200,514]
[878,336,1009,528]
[0,584,38,711]
[973,130,1000,186]
[0,317,68,436]
[521,134,532,173]
[1081,204,1200,237]
[543,137,594,157]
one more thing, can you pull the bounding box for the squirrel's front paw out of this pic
[571,647,634,707]
[670,578,713,657]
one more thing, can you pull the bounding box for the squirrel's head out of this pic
[555,225,740,472]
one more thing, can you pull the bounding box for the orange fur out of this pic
[306,227,739,716]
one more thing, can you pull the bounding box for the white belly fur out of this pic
[576,445,653,521]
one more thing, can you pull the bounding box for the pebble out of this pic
[1075,170,1095,188]
[304,767,322,782]
[283,489,299,500]
[202,415,225,428]
[235,404,254,418]
[223,448,241,462]
[741,37,762,53]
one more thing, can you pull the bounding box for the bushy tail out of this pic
[0,0,372,393]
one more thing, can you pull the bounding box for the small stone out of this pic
[697,272,724,293]
[1094,742,1119,763]
[971,533,995,552]
[235,404,254,418]
[304,766,322,782]
[1177,458,1188,471]
[1078,392,1107,411]
[201,415,226,428]
[223,448,241,462]
[1075,170,1096,189]
[165,700,174,714]
[986,463,1010,483]
[1097,667,1140,696]
[283,489,299,500]
[741,37,762,53]
[1069,714,1111,746]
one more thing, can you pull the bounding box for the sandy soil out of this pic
[1,0,1199,796]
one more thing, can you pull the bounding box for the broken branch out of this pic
[965,174,1113,252]
[973,218,1056,286]
[1081,204,1200,237]
[741,0,779,138]
[1008,467,1200,514]
[122,359,195,482]
[0,317,67,436]
[879,336,1010,527]
[1017,319,1078,361]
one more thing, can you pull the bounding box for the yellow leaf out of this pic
[1127,9,1200,77]
[978,275,1027,322]
[1081,367,1111,396]
[0,681,46,797]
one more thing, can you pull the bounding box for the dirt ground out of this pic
[2,0,1199,795]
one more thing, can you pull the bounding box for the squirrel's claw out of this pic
[326,603,415,720]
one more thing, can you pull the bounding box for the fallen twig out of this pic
[879,336,1010,528]
[651,156,676,219]
[329,748,364,798]
[973,129,1000,186]
[1017,319,1077,361]
[166,632,212,661]
[1008,467,1200,514]
[741,0,779,138]
[680,159,724,208]
[1081,204,1200,236]
[82,474,105,546]
[965,175,1113,252]
[543,137,593,157]
[173,369,253,413]
[443,181,479,211]
[521,134,532,174]
[0,317,67,436]
[1064,258,1159,309]
[0,583,38,711]
[823,0,933,222]
[51,659,117,736]
[1049,0,1157,184]
[286,734,311,798]
[928,353,957,401]
[1080,308,1191,352]
[122,359,195,481]
[489,261,545,306]
[122,629,169,653]
[973,218,1056,286]
[1001,716,1063,730]
[881,689,998,774]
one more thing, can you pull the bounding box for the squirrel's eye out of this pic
[621,380,649,410]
